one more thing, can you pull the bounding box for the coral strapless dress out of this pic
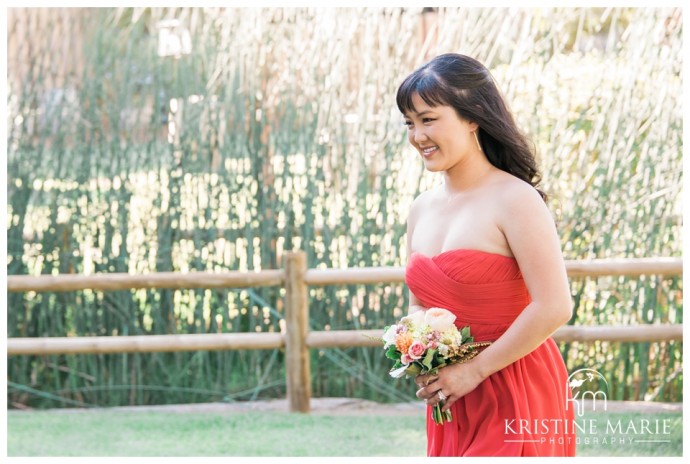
[405,249,576,457]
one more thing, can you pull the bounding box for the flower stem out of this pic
[432,402,452,425]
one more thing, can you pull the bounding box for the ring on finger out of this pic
[437,390,447,402]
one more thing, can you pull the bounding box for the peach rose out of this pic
[424,307,456,332]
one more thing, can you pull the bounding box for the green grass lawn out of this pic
[6,408,682,457]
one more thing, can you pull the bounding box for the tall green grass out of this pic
[7,7,682,408]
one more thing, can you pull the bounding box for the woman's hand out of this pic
[414,360,485,413]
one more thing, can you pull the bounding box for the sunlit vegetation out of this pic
[7,7,682,408]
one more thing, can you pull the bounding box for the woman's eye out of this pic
[422,118,434,123]
[403,121,413,127]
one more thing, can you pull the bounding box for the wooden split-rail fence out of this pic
[7,251,683,412]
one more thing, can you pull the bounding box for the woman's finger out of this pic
[425,380,442,396]
[416,385,440,402]
[425,391,440,406]
[419,375,438,387]
[415,375,435,388]
[440,395,456,413]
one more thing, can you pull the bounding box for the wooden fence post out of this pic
[284,250,311,413]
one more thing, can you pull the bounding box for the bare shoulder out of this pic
[494,173,546,210]
[414,187,437,206]
[408,188,435,225]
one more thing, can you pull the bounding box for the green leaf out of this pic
[385,345,401,361]
[422,348,436,370]
[433,350,443,365]
[405,362,422,377]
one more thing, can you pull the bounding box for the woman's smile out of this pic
[420,145,439,157]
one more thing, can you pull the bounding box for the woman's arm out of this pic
[417,182,573,410]
[470,183,573,379]
[406,193,427,315]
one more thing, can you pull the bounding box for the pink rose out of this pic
[401,353,412,365]
[408,340,426,360]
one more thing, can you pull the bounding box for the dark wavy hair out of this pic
[396,53,547,202]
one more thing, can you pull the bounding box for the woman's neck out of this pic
[442,155,495,195]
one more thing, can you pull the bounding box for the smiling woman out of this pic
[396,53,575,457]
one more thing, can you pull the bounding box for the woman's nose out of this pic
[412,128,428,144]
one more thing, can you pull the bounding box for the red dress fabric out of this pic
[405,249,576,457]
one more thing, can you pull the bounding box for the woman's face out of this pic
[403,93,478,171]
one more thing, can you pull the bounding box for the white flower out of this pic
[440,329,457,345]
[438,344,450,356]
[382,325,398,348]
[401,309,425,327]
[390,365,409,378]
[424,307,457,332]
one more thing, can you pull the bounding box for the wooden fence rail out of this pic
[7,257,683,292]
[6,325,684,356]
[6,253,683,412]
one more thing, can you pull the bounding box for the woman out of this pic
[400,53,576,456]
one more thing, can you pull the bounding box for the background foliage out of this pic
[7,7,682,408]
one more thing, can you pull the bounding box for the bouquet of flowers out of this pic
[378,307,491,425]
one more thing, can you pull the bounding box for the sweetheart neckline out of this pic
[411,248,517,261]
